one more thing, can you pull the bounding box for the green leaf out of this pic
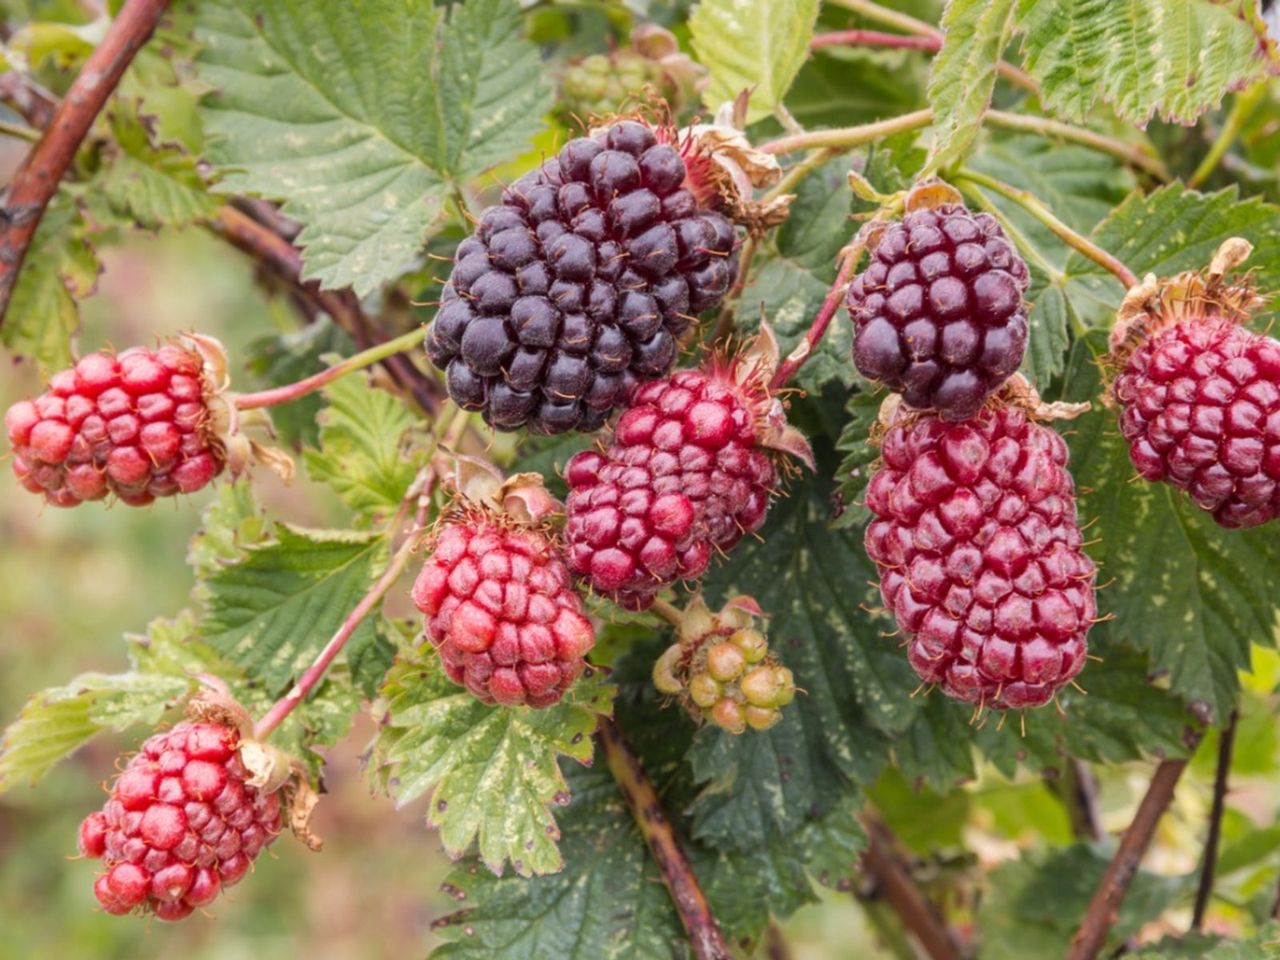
[1014,0,1277,126]
[348,618,398,699]
[924,0,1017,173]
[0,612,202,792]
[1131,922,1280,959]
[196,0,550,295]
[2,188,98,373]
[834,387,887,530]
[198,525,382,694]
[431,760,684,959]
[187,478,268,579]
[978,843,1190,959]
[1059,339,1280,724]
[97,101,218,229]
[736,157,855,393]
[369,654,613,877]
[302,371,425,520]
[689,0,820,123]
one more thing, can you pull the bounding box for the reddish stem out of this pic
[598,718,731,960]
[1067,756,1195,960]
[769,250,858,391]
[0,0,170,323]
[254,500,428,741]
[861,812,964,960]
[1192,711,1238,930]
[811,29,939,52]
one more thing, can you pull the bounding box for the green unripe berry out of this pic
[740,664,796,708]
[745,705,781,731]
[730,628,768,664]
[706,642,746,682]
[711,698,747,735]
[688,673,722,708]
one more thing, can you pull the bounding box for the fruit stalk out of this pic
[0,0,171,322]
[598,717,731,960]
[234,327,426,410]
[761,110,934,156]
[254,483,431,740]
[1191,711,1238,931]
[770,247,858,390]
[1066,755,1197,960]
[955,168,1138,288]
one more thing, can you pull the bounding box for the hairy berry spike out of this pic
[79,721,282,920]
[848,189,1030,421]
[6,342,225,506]
[412,507,596,707]
[425,118,741,435]
[564,342,809,610]
[864,402,1096,710]
[1109,239,1280,529]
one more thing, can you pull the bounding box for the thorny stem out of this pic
[1067,755,1197,960]
[811,29,938,52]
[598,718,731,960]
[0,0,170,323]
[234,327,426,410]
[1189,83,1269,189]
[955,168,1139,288]
[253,478,433,741]
[822,0,1037,92]
[1191,711,1238,931]
[210,205,443,415]
[769,246,859,391]
[860,811,964,960]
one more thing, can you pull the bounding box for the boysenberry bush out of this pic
[2,1,1280,957]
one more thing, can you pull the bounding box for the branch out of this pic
[822,0,1037,92]
[811,29,938,53]
[770,245,858,391]
[253,482,431,740]
[1191,711,1238,931]
[1188,83,1268,189]
[1052,758,1105,843]
[598,717,731,960]
[0,0,170,323]
[954,168,1138,288]
[985,110,1168,181]
[209,205,443,415]
[860,811,964,960]
[761,109,934,155]
[1066,757,1194,960]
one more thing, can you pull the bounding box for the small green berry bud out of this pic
[730,628,768,663]
[711,698,747,735]
[705,642,746,683]
[740,664,796,708]
[688,674,722,708]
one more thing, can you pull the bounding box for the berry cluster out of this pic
[1113,313,1280,529]
[848,202,1030,421]
[563,365,778,610]
[79,721,281,920]
[413,513,596,707]
[864,406,1096,709]
[653,597,795,733]
[426,119,739,434]
[6,344,223,507]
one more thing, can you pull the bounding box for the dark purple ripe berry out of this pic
[426,120,740,435]
[848,204,1030,421]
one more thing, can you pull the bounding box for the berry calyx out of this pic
[6,340,226,507]
[652,595,796,733]
[863,390,1096,710]
[564,333,811,609]
[79,720,283,920]
[847,182,1030,421]
[1109,239,1280,529]
[425,116,784,435]
[412,466,595,707]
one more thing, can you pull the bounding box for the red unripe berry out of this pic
[564,366,778,609]
[5,344,224,507]
[80,721,281,920]
[413,514,596,707]
[864,406,1096,710]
